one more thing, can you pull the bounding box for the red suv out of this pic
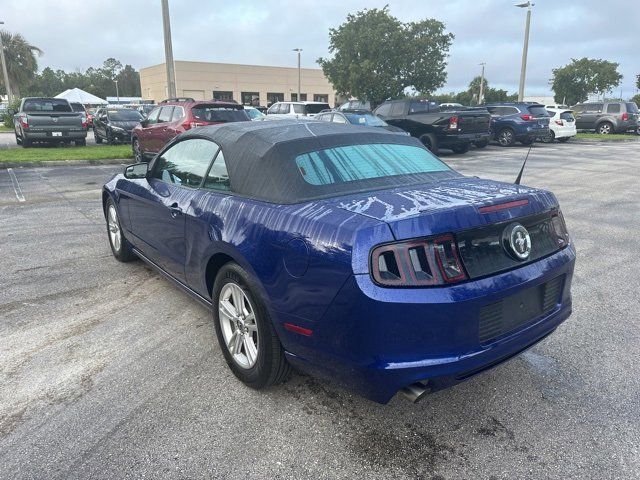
[131,99,249,161]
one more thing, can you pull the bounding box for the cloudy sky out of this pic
[2,0,638,97]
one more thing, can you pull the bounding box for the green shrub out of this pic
[3,98,21,128]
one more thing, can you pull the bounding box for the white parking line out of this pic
[7,168,26,202]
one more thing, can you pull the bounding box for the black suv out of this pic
[572,101,638,134]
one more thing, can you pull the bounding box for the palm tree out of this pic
[0,30,43,98]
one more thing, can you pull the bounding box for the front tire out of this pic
[132,137,144,162]
[106,198,136,262]
[212,263,291,389]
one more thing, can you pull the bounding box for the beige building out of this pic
[139,60,338,107]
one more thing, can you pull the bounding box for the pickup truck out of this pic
[13,97,88,147]
[373,99,491,154]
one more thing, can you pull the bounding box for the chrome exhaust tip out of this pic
[400,380,430,403]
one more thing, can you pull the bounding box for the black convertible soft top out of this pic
[175,119,456,204]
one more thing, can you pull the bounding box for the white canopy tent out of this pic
[55,88,108,105]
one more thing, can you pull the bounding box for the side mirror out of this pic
[140,119,148,127]
[124,162,148,179]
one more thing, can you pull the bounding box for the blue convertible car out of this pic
[103,120,575,404]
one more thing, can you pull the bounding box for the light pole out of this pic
[0,21,12,105]
[516,2,534,102]
[293,48,302,101]
[161,0,177,99]
[478,62,486,105]
[114,80,119,104]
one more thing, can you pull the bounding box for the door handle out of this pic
[169,202,182,218]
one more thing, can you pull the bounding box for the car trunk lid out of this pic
[333,177,558,240]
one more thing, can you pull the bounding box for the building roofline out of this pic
[139,60,324,72]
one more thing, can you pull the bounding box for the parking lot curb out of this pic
[0,158,129,169]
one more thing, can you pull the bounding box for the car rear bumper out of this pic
[23,130,87,141]
[281,244,576,403]
[439,131,491,147]
[551,124,577,138]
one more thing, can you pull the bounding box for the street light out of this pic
[292,48,302,101]
[515,1,534,102]
[114,80,119,104]
[478,62,486,105]
[0,21,12,105]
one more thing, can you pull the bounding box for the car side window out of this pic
[375,103,392,116]
[152,138,219,187]
[158,106,174,124]
[267,103,279,115]
[203,150,230,191]
[592,103,604,112]
[332,114,347,124]
[606,104,620,114]
[316,113,330,121]
[390,102,405,116]
[146,108,161,125]
[293,104,304,114]
[171,106,184,122]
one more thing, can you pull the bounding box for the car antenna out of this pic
[514,143,533,185]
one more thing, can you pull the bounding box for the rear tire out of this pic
[451,143,470,154]
[212,263,291,389]
[94,129,103,144]
[540,131,555,143]
[597,122,613,135]
[105,198,136,262]
[418,133,439,154]
[497,128,516,147]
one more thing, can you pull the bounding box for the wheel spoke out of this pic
[219,299,238,320]
[244,337,257,364]
[233,330,243,355]
[227,330,239,354]
[231,286,246,317]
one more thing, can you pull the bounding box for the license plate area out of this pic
[51,132,62,137]
[478,276,563,344]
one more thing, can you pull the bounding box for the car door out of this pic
[578,103,602,130]
[127,137,220,281]
[150,106,175,152]
[137,107,161,153]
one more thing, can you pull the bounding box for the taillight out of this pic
[448,116,458,130]
[550,210,570,248]
[555,120,564,126]
[19,115,29,129]
[82,118,88,129]
[371,235,467,287]
[622,113,629,121]
[182,121,205,130]
[520,114,533,121]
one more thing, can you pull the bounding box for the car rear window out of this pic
[109,110,143,121]
[295,143,450,186]
[23,99,72,112]
[528,106,549,117]
[304,103,330,114]
[625,103,639,114]
[69,103,85,112]
[344,113,387,126]
[560,112,575,122]
[192,106,249,122]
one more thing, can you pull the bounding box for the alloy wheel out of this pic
[598,123,612,134]
[498,130,514,146]
[218,282,259,369]
[107,204,121,252]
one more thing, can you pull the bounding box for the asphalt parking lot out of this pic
[1,141,638,479]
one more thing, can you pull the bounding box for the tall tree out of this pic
[0,30,43,97]
[550,58,622,105]
[318,6,454,106]
[116,65,141,96]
